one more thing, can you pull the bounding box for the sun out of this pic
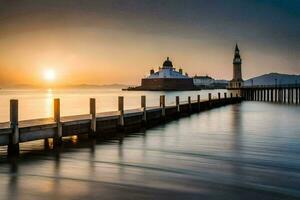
[43,69,56,81]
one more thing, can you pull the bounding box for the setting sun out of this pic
[43,69,56,81]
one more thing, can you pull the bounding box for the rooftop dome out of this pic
[162,57,173,68]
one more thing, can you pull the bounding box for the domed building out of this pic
[139,57,195,90]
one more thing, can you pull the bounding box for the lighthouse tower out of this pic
[229,44,244,88]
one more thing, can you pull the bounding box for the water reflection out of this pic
[0,102,300,200]
[0,88,227,122]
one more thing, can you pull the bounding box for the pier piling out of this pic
[160,95,166,118]
[176,96,180,113]
[118,96,124,127]
[8,99,19,155]
[188,96,192,113]
[197,95,201,111]
[141,96,147,124]
[89,98,96,136]
[54,98,62,145]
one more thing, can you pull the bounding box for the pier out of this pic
[240,84,300,104]
[0,93,242,155]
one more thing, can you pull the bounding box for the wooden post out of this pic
[141,95,147,124]
[296,88,299,104]
[224,93,227,99]
[271,89,273,102]
[267,89,270,102]
[118,96,124,127]
[197,95,200,111]
[8,99,19,155]
[297,86,300,104]
[160,95,166,117]
[291,88,294,104]
[188,96,192,113]
[275,89,278,102]
[209,93,212,101]
[288,89,291,104]
[230,93,233,98]
[90,98,96,135]
[218,92,221,100]
[176,96,180,113]
[54,98,62,145]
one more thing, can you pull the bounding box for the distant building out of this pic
[139,57,195,90]
[193,75,214,86]
[228,44,244,88]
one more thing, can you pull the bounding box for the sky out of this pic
[0,0,299,87]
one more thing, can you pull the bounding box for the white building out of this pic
[140,57,195,90]
[193,75,215,86]
[146,57,190,79]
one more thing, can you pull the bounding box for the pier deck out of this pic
[0,94,242,155]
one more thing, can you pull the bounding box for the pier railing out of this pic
[0,92,242,155]
[242,83,300,89]
[240,85,300,104]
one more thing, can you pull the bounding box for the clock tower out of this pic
[229,44,244,88]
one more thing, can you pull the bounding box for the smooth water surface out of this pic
[0,101,299,199]
[0,88,227,122]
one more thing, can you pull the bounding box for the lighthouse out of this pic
[229,44,244,88]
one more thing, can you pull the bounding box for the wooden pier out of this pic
[240,84,300,104]
[0,93,242,156]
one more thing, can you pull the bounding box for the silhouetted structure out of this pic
[229,44,244,88]
[127,57,195,91]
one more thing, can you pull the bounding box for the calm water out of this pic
[0,89,300,199]
[0,88,226,122]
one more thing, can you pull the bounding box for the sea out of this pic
[0,88,299,200]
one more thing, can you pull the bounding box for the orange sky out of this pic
[0,1,299,87]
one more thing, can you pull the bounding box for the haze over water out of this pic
[0,89,300,199]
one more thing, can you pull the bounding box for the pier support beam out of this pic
[218,93,221,100]
[224,93,227,99]
[89,98,96,137]
[271,89,273,102]
[197,95,201,111]
[291,89,294,104]
[54,98,62,145]
[118,96,124,128]
[296,88,299,104]
[8,99,19,155]
[160,95,166,118]
[176,96,180,113]
[230,93,233,98]
[208,93,212,107]
[188,96,192,113]
[141,95,147,125]
[288,89,291,104]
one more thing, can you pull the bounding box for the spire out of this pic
[235,43,239,52]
